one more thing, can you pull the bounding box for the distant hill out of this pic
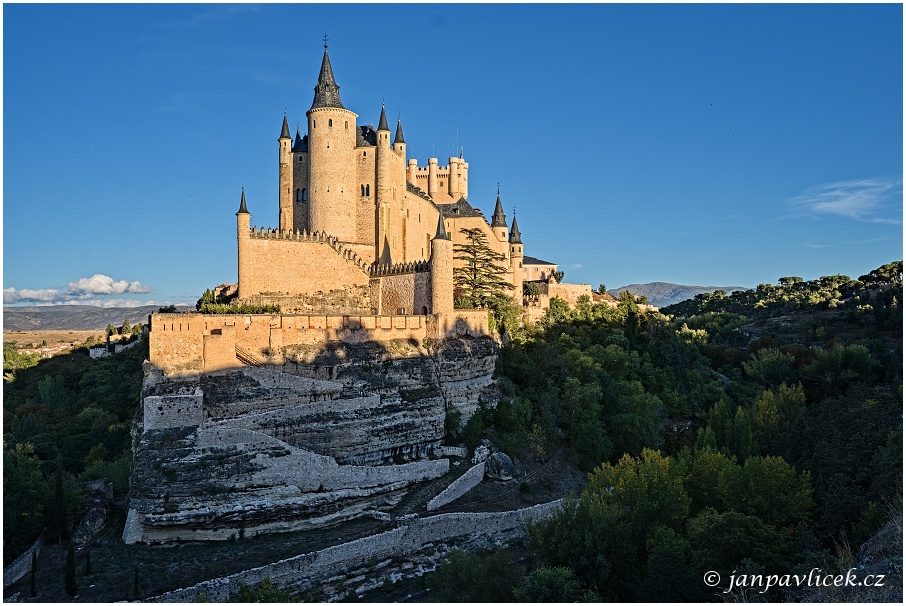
[609,282,748,308]
[3,304,193,331]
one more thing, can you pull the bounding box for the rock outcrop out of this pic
[125,336,499,544]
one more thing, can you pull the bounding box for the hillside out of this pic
[3,305,192,331]
[609,282,747,307]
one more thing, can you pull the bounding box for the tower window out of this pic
[361,184,365,196]
[345,121,348,129]
[328,119,333,127]
[366,184,370,196]
[296,189,302,202]
[363,151,367,157]
[302,188,307,201]
[313,120,316,128]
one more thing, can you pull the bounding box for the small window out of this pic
[363,151,367,157]
[299,156,304,162]
[345,121,348,129]
[328,119,333,127]
[361,184,365,196]
[302,188,307,201]
[297,189,303,202]
[366,184,370,196]
[313,120,316,128]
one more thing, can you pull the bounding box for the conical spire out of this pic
[237,188,249,215]
[491,184,507,227]
[377,103,389,131]
[280,112,291,139]
[434,210,450,240]
[311,47,345,109]
[394,115,405,144]
[509,212,522,244]
[293,126,305,151]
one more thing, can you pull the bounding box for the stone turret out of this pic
[430,211,454,314]
[307,46,358,242]
[490,187,507,242]
[392,116,406,158]
[278,113,293,231]
[376,104,393,261]
[509,212,523,302]
[236,188,252,298]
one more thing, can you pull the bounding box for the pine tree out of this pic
[452,228,513,309]
[65,543,77,596]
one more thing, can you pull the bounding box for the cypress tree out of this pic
[65,543,77,596]
[133,565,140,597]
[85,550,92,575]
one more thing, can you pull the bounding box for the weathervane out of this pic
[323,33,329,49]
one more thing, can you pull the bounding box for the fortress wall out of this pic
[403,193,442,261]
[374,271,430,316]
[546,282,593,306]
[148,500,563,603]
[426,462,485,511]
[240,237,369,299]
[151,311,489,376]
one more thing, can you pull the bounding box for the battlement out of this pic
[369,260,430,277]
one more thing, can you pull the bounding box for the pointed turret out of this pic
[491,187,507,228]
[394,116,405,144]
[509,212,522,244]
[236,188,249,215]
[280,112,291,139]
[434,211,450,240]
[377,104,389,132]
[311,48,345,109]
[292,127,306,152]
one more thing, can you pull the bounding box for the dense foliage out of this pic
[434,260,902,601]
[3,337,146,562]
[453,227,521,335]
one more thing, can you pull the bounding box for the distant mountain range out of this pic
[3,305,193,331]
[609,282,748,308]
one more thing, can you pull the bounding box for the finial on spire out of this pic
[497,182,500,195]
[378,103,389,131]
[323,33,329,49]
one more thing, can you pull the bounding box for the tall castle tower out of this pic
[278,114,293,230]
[509,211,524,302]
[307,45,358,242]
[430,212,454,314]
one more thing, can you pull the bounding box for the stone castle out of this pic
[129,45,586,547]
[236,44,530,319]
[149,45,592,375]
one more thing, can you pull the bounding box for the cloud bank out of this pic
[4,274,154,306]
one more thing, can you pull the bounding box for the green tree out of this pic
[551,270,564,283]
[120,317,131,335]
[4,443,49,562]
[230,577,296,602]
[596,284,607,295]
[30,550,37,597]
[453,227,513,309]
[427,549,525,602]
[514,566,599,602]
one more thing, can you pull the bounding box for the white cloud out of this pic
[66,274,152,296]
[4,274,154,306]
[790,177,902,224]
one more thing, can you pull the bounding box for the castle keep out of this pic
[236,45,527,318]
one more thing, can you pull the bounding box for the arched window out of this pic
[296,189,302,202]
[361,185,365,196]
[365,184,370,196]
[301,188,307,201]
[328,119,333,127]
[313,120,316,128]
[345,121,348,129]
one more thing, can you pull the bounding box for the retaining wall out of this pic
[426,462,485,511]
[148,500,562,602]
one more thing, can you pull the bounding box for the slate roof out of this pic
[509,214,522,244]
[436,197,484,219]
[237,188,249,215]
[491,195,507,227]
[280,114,291,139]
[292,128,308,152]
[377,105,389,131]
[406,182,433,202]
[394,117,405,144]
[523,255,557,266]
[311,50,345,109]
[434,211,450,240]
[357,125,377,147]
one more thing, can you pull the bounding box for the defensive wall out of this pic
[149,310,489,376]
[148,499,562,602]
[426,461,486,511]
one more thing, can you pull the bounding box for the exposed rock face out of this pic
[125,336,499,544]
[485,452,518,481]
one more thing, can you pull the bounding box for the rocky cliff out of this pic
[124,336,498,544]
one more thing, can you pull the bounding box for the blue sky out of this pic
[4,3,902,307]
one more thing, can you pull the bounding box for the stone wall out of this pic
[143,389,203,431]
[426,462,485,511]
[149,312,490,376]
[3,533,43,588]
[148,500,562,602]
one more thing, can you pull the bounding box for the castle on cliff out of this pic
[235,45,534,318]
